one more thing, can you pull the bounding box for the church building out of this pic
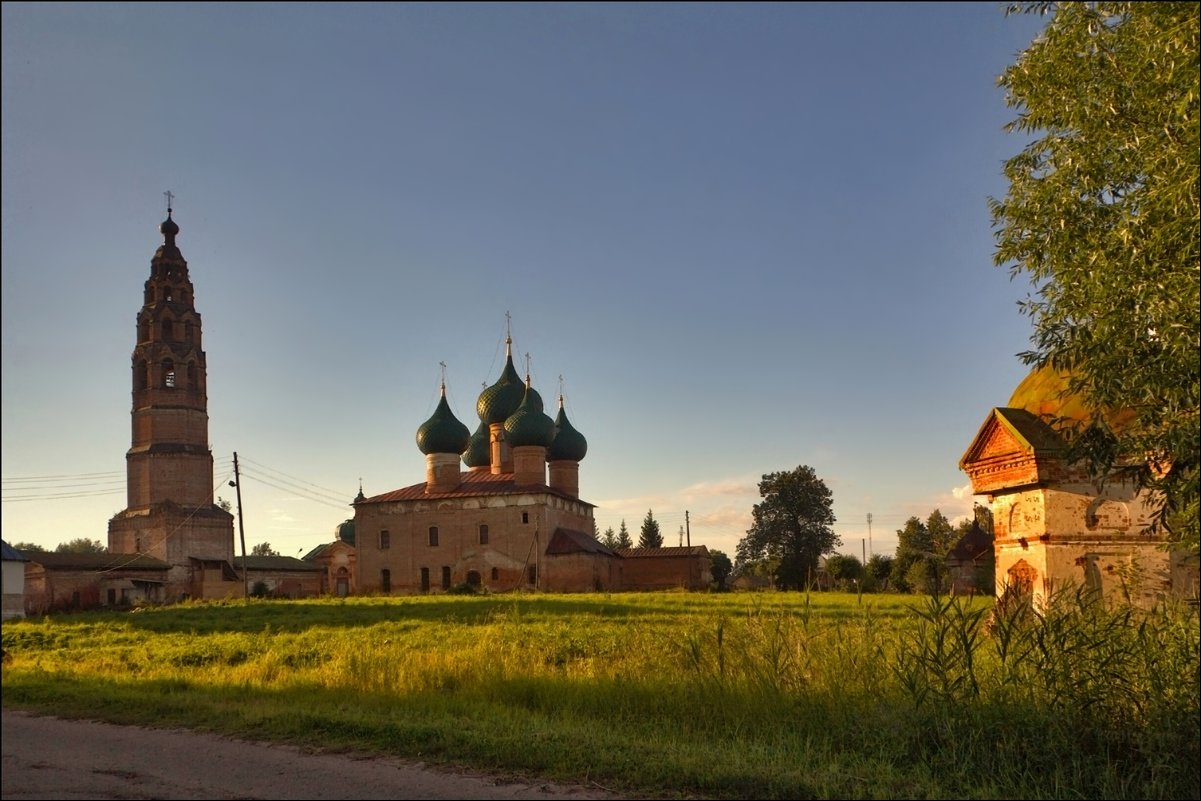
[354,335,626,594]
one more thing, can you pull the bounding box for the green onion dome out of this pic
[463,419,491,468]
[477,341,525,424]
[548,398,587,462]
[504,381,555,448]
[416,386,471,455]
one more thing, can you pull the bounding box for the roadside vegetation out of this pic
[2,590,1197,799]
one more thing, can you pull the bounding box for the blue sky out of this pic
[2,2,1048,562]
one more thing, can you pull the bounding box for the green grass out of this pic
[2,589,1197,799]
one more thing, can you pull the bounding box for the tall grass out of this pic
[2,590,1197,799]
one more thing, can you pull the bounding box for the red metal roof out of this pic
[616,546,710,558]
[359,472,594,507]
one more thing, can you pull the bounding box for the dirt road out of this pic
[1,710,631,800]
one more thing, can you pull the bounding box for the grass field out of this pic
[2,589,1198,799]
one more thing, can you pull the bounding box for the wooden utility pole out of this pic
[685,510,691,548]
[232,452,249,597]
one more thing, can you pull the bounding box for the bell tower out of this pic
[108,199,235,596]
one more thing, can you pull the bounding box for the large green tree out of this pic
[638,509,663,548]
[992,2,1200,549]
[735,465,839,590]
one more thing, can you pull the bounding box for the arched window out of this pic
[380,569,391,593]
[179,289,188,305]
[162,359,175,389]
[491,567,499,581]
[428,526,439,547]
[420,567,430,592]
[136,360,149,390]
[138,319,150,342]
[160,318,173,341]
[441,566,451,589]
[478,524,489,545]
[161,286,172,302]
[185,321,194,341]
[186,362,197,388]
[467,570,481,587]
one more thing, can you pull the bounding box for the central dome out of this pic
[1007,365,1135,434]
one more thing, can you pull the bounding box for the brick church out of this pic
[353,332,712,594]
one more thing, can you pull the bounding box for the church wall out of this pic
[132,407,209,447]
[356,491,596,594]
[124,451,216,509]
[621,555,711,590]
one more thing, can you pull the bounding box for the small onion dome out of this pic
[504,381,555,447]
[160,212,179,243]
[477,351,525,424]
[416,387,471,455]
[548,399,588,462]
[335,518,356,546]
[463,419,491,468]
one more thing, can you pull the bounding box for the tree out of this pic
[891,511,952,595]
[866,553,894,590]
[824,554,864,591]
[616,520,633,549]
[992,2,1200,549]
[55,538,106,554]
[600,526,617,549]
[10,541,45,553]
[638,509,663,548]
[216,496,233,513]
[251,542,279,556]
[709,549,733,591]
[734,465,839,590]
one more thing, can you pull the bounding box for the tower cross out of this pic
[163,190,175,213]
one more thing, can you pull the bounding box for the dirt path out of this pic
[1,710,631,800]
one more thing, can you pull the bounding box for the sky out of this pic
[2,2,1049,563]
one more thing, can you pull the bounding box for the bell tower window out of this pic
[162,359,175,389]
[161,319,173,341]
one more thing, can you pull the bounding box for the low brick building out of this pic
[616,546,712,590]
[20,551,171,614]
[234,556,324,598]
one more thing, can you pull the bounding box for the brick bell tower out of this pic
[108,198,236,597]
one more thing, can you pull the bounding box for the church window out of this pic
[137,361,149,390]
[179,289,188,305]
[420,567,430,592]
[162,359,175,389]
[185,321,194,341]
[479,524,489,545]
[527,565,537,585]
[379,530,390,549]
[380,569,391,593]
[467,570,481,587]
[522,512,529,524]
[491,567,499,581]
[161,318,173,341]
[441,566,451,589]
[138,319,150,342]
[161,286,171,302]
[428,526,439,546]
[187,363,196,388]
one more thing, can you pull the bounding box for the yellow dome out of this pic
[1007,366,1135,434]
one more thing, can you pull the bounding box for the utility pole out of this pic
[685,510,691,548]
[867,513,873,560]
[231,452,249,597]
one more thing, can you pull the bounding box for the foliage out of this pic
[55,538,106,554]
[824,554,864,589]
[9,541,46,553]
[638,509,663,548]
[992,2,1200,549]
[615,520,633,549]
[216,496,233,513]
[708,549,733,590]
[599,526,617,549]
[866,554,894,588]
[891,510,955,594]
[735,465,839,590]
[251,542,279,557]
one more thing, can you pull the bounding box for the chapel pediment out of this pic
[960,408,1066,495]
